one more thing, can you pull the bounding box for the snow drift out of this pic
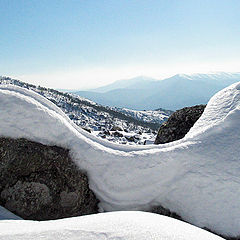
[0,211,223,240]
[0,82,240,237]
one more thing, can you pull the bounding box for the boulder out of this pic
[111,126,123,131]
[103,130,111,136]
[82,127,91,133]
[155,105,206,144]
[125,136,135,142]
[0,137,99,220]
[113,131,124,137]
[151,205,182,221]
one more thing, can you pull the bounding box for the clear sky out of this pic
[0,0,240,89]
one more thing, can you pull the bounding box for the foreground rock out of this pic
[0,137,99,220]
[154,105,206,144]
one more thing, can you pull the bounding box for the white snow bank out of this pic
[0,211,223,240]
[0,82,240,237]
[0,85,161,151]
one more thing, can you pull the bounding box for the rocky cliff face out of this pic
[0,137,99,220]
[154,105,206,144]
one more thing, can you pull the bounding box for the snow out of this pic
[178,72,240,81]
[111,106,171,124]
[0,82,240,237]
[0,77,164,146]
[0,206,22,220]
[0,211,223,240]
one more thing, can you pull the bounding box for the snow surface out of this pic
[0,77,163,146]
[0,211,224,240]
[178,72,240,81]
[111,106,171,124]
[0,206,22,220]
[0,82,240,237]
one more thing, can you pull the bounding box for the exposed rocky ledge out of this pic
[155,105,206,144]
[0,137,99,220]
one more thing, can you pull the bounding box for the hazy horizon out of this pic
[55,71,240,91]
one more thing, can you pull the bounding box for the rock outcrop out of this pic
[154,105,206,144]
[0,137,99,220]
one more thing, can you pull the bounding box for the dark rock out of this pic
[1,181,52,217]
[111,126,123,131]
[113,131,123,137]
[98,132,106,138]
[125,136,135,142]
[154,105,206,144]
[103,130,111,136]
[151,205,182,221]
[134,134,141,140]
[82,127,91,133]
[0,137,99,220]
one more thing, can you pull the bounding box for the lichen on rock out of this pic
[154,105,206,144]
[1,181,52,217]
[0,137,99,220]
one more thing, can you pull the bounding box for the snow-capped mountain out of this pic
[0,76,171,145]
[177,72,240,84]
[75,72,240,110]
[91,76,157,93]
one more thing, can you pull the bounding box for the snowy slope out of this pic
[111,107,173,124]
[0,77,170,145]
[0,211,223,240]
[0,82,240,237]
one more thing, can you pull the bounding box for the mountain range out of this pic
[75,73,240,110]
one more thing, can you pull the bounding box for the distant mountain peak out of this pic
[74,71,240,111]
[90,76,158,93]
[173,72,240,81]
[128,75,157,81]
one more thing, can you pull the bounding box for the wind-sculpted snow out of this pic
[0,82,240,237]
[0,211,223,240]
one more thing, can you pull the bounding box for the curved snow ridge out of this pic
[186,81,240,139]
[0,82,240,237]
[0,211,224,240]
[0,84,171,152]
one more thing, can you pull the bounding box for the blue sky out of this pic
[0,0,240,89]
